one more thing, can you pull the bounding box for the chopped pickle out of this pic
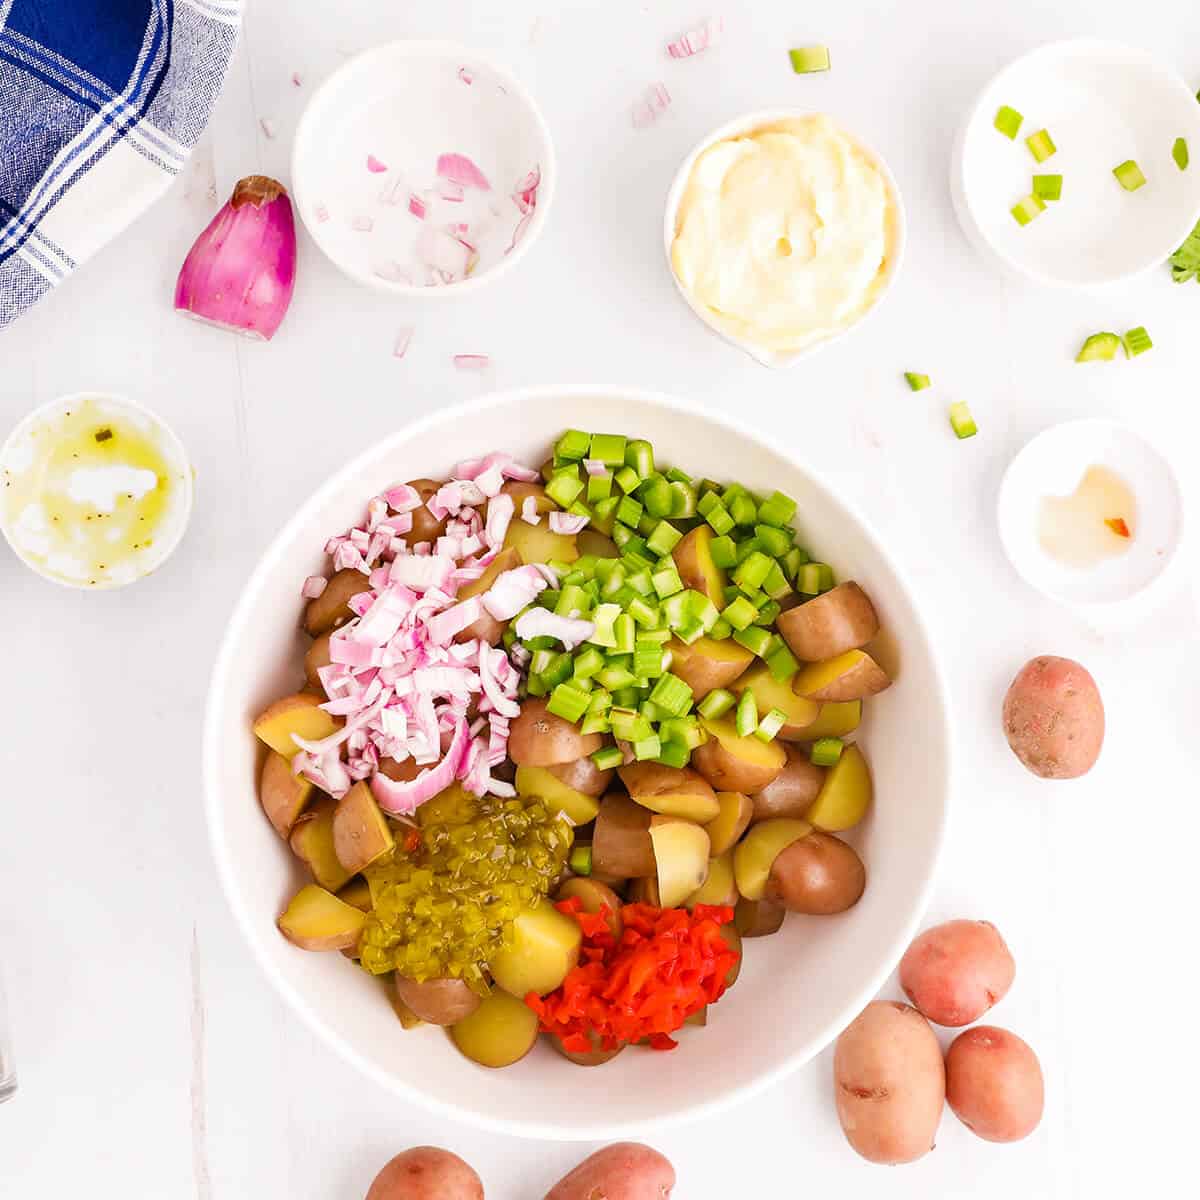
[360,791,572,991]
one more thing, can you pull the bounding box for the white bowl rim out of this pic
[995,415,1187,611]
[203,383,952,1140]
[662,109,908,368]
[951,37,1200,290]
[0,390,195,591]
[290,39,557,299]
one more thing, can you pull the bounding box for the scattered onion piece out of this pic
[457,66,474,85]
[437,152,492,192]
[632,82,672,129]
[366,154,389,173]
[301,575,328,599]
[548,511,590,535]
[667,17,723,58]
[259,118,277,139]
[315,203,329,223]
[291,72,302,87]
[393,326,414,358]
[513,608,595,651]
[351,215,374,232]
[453,353,491,370]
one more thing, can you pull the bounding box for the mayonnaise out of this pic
[670,115,896,356]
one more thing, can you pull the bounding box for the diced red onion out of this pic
[632,82,672,129]
[667,17,723,58]
[521,496,540,525]
[366,154,388,173]
[437,180,466,203]
[384,484,421,513]
[437,152,492,192]
[291,72,303,87]
[484,492,514,548]
[513,608,595,651]
[548,511,590,535]
[582,458,607,477]
[351,215,374,233]
[457,66,474,85]
[482,564,546,620]
[260,118,277,139]
[453,354,490,370]
[301,575,327,599]
[393,327,414,359]
[372,718,470,815]
[408,193,427,220]
[315,204,330,223]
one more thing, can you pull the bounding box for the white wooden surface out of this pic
[2,2,1198,1195]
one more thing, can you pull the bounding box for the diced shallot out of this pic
[548,511,590,535]
[393,326,414,359]
[521,496,540,525]
[513,608,595,651]
[436,152,492,192]
[408,193,427,220]
[301,575,328,599]
[632,82,672,129]
[366,154,388,173]
[453,354,490,370]
[666,17,723,58]
[582,458,607,477]
[457,66,474,85]
[482,564,547,620]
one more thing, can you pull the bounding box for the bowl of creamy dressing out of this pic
[664,111,906,367]
[0,393,194,589]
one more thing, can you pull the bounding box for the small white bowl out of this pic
[997,419,1184,623]
[663,109,906,368]
[292,41,555,297]
[0,392,194,590]
[952,39,1200,288]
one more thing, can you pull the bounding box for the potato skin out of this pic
[302,569,369,637]
[834,1001,945,1164]
[509,698,603,767]
[403,479,451,546]
[592,793,656,878]
[945,1026,1044,1143]
[777,581,880,662]
[751,745,825,822]
[766,833,866,915]
[1002,656,1104,779]
[393,976,481,1027]
[548,756,615,798]
[365,1146,483,1200]
[734,896,786,938]
[543,1143,675,1200]
[900,920,1015,1027]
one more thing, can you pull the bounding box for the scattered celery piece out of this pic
[569,845,593,876]
[1075,332,1121,362]
[709,535,737,569]
[948,401,978,440]
[994,105,1023,139]
[810,737,845,766]
[789,45,830,74]
[1174,138,1189,171]
[1011,194,1046,226]
[1026,129,1056,162]
[589,433,627,466]
[765,641,799,682]
[1169,218,1200,282]
[755,709,787,742]
[1113,159,1146,191]
[546,471,584,507]
[654,740,689,768]
[648,672,693,717]
[697,688,736,720]
[633,734,662,762]
[735,690,758,737]
[547,683,593,724]
[732,626,772,657]
[721,595,758,631]
[555,429,590,461]
[1033,174,1062,201]
[590,746,624,771]
[624,439,655,480]
[1122,326,1153,357]
[905,372,931,391]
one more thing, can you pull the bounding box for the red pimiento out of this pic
[1105,517,1131,538]
[527,899,737,1052]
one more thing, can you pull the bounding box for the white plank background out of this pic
[2,2,1198,1196]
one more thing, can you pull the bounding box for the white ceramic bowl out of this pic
[952,39,1200,288]
[663,110,906,368]
[292,41,555,297]
[0,392,193,590]
[204,386,951,1140]
[997,418,1185,624]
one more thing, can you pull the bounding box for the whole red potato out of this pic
[544,1143,675,1200]
[900,919,1015,1027]
[1002,656,1104,779]
[365,1147,484,1200]
[945,1026,1044,1143]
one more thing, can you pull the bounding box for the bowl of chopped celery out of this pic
[205,385,951,1140]
[952,39,1200,288]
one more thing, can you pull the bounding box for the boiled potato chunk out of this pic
[277,884,366,951]
[671,526,727,602]
[626,875,662,906]
[252,693,340,760]
[394,975,481,1026]
[551,1028,625,1067]
[693,718,787,793]
[259,750,313,837]
[332,781,395,873]
[735,896,786,937]
[508,698,602,767]
[777,581,880,662]
[799,701,862,740]
[489,902,582,997]
[805,743,872,832]
[592,793,655,878]
[302,568,370,636]
[504,515,579,566]
[721,923,744,986]
[618,763,720,823]
[547,756,614,798]
[767,832,866,914]
[649,816,711,907]
[304,633,332,692]
[703,791,753,855]
[793,650,891,702]
[733,665,820,740]
[515,764,601,826]
[577,529,619,559]
[450,988,540,1068]
[337,877,372,911]
[751,745,826,822]
[289,797,353,892]
[733,818,812,901]
[667,637,753,701]
[685,851,737,908]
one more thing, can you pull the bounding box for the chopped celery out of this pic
[721,595,758,631]
[735,690,758,737]
[762,561,792,600]
[587,688,612,713]
[697,688,736,720]
[613,613,636,654]
[789,45,830,73]
[547,683,592,723]
[709,535,737,569]
[665,467,692,485]
[668,480,698,519]
[555,429,590,460]
[572,646,605,679]
[614,466,641,494]
[728,493,758,526]
[587,472,613,503]
[732,626,772,657]
[733,550,773,591]
[633,640,665,678]
[754,524,793,557]
[994,105,1023,139]
[707,616,732,640]
[1075,332,1121,363]
[589,433,627,466]
[1026,129,1056,163]
[579,712,610,736]
[688,590,720,632]
[1174,138,1189,171]
[757,490,797,527]
[590,746,624,771]
[610,707,651,742]
[1122,326,1153,357]
[755,709,787,742]
[651,565,684,598]
[948,401,978,440]
[1011,193,1046,226]
[591,495,620,534]
[546,471,584,507]
[1032,174,1062,201]
[645,520,682,556]
[810,737,844,766]
[1113,159,1146,191]
[648,672,693,716]
[654,740,690,768]
[1169,219,1200,281]
[704,503,734,536]
[568,845,593,876]
[697,490,721,517]
[627,596,660,628]
[615,495,643,528]
[674,617,706,644]
[588,603,621,648]
[753,599,781,626]
[633,734,662,761]
[555,583,589,616]
[904,372,931,391]
[797,562,833,594]
[781,547,806,577]
[765,641,799,682]
[624,439,655,479]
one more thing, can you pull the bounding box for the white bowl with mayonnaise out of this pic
[664,111,906,367]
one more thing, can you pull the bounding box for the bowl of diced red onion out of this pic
[291,41,554,296]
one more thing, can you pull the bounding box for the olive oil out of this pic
[1038,464,1136,569]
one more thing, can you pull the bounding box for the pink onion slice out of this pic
[667,17,723,58]
[453,354,490,370]
[513,608,595,651]
[548,511,590,535]
[631,82,672,129]
[457,66,475,85]
[437,152,492,192]
[366,154,388,173]
[393,326,414,358]
[301,575,328,599]
[407,193,428,220]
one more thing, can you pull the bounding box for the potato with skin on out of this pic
[751,745,825,822]
[508,698,602,767]
[733,818,811,901]
[543,1143,676,1200]
[337,877,372,911]
[618,762,720,823]
[393,975,481,1027]
[555,877,624,939]
[777,581,880,662]
[805,743,872,832]
[1002,655,1104,779]
[252,692,340,760]
[626,875,661,906]
[665,636,753,700]
[577,528,619,559]
[504,511,579,566]
[386,985,425,1031]
[302,568,369,637]
[401,478,451,546]
[304,632,332,691]
[793,650,891,702]
[591,793,656,878]
[945,1026,1044,1143]
[489,901,582,997]
[797,700,862,741]
[693,717,786,793]
[277,884,366,951]
[364,1146,484,1200]
[834,1001,945,1164]
[259,750,313,837]
[766,832,866,915]
[900,920,1015,1027]
[514,764,601,826]
[735,896,786,937]
[551,1027,626,1067]
[289,797,353,892]
[733,664,819,740]
[685,850,738,908]
[332,781,395,874]
[450,988,540,1068]
[648,815,710,907]
[703,791,753,854]
[548,756,614,798]
[671,525,727,602]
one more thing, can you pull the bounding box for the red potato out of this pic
[777,581,880,662]
[1002,655,1104,779]
[945,1026,1044,1143]
[508,698,603,767]
[544,1143,675,1200]
[834,1001,945,1165]
[365,1147,483,1200]
[900,920,1015,1027]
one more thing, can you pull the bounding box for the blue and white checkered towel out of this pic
[0,0,242,330]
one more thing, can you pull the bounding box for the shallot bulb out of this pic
[174,175,297,341]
